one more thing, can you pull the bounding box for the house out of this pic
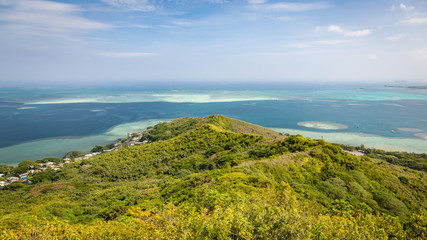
[0,181,6,187]
[21,176,28,180]
[74,157,82,161]
[46,162,54,166]
[19,173,28,178]
[6,177,19,183]
[63,158,71,161]
[0,174,4,178]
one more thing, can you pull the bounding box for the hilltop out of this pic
[0,115,426,239]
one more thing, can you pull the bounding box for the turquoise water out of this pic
[0,120,166,165]
[1,85,426,164]
[2,86,427,104]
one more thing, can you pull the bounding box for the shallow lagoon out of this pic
[0,119,166,165]
[1,86,427,164]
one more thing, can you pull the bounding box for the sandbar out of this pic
[415,133,427,140]
[397,128,422,132]
[297,121,348,130]
[272,128,427,153]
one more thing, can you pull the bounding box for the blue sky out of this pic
[0,0,426,86]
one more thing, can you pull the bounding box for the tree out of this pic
[14,161,39,174]
[91,145,104,153]
[64,151,82,158]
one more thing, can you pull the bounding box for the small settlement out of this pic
[0,131,147,187]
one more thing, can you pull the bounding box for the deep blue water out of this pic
[1,100,426,149]
[1,86,426,164]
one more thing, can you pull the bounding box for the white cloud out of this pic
[207,0,229,3]
[98,52,157,57]
[408,49,427,59]
[276,16,293,21]
[400,3,414,11]
[0,0,112,54]
[321,25,373,37]
[313,39,355,45]
[134,24,153,29]
[386,34,403,41]
[0,0,112,33]
[369,55,378,60]
[401,17,427,24]
[171,20,193,26]
[102,0,157,11]
[289,39,354,48]
[247,0,268,3]
[289,43,309,48]
[249,1,330,12]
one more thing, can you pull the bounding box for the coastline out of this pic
[1,118,426,166]
[272,128,427,154]
[0,119,169,165]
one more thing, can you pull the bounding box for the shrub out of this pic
[350,170,369,189]
[318,181,347,200]
[31,171,58,183]
[347,181,372,202]
[372,191,409,216]
[398,176,409,184]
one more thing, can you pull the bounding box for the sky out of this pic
[0,0,426,86]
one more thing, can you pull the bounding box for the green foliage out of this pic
[36,157,61,164]
[366,149,427,172]
[399,176,409,184]
[347,181,372,202]
[318,180,347,200]
[64,151,82,158]
[1,182,26,190]
[0,115,425,239]
[0,165,13,176]
[141,118,201,142]
[31,171,59,183]
[404,212,427,239]
[372,190,409,216]
[105,143,115,149]
[349,170,369,189]
[91,145,104,153]
[13,160,38,174]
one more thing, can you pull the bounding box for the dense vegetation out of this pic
[339,144,427,172]
[0,115,426,239]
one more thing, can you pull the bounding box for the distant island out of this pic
[384,85,427,89]
[0,115,426,239]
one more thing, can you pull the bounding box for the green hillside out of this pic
[0,115,426,239]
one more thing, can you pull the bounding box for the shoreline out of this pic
[0,118,170,150]
[272,128,427,154]
[0,119,169,165]
[1,119,426,165]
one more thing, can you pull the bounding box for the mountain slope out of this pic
[0,115,426,239]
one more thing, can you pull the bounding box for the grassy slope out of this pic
[0,115,426,239]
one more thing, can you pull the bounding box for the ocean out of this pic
[1,84,426,165]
